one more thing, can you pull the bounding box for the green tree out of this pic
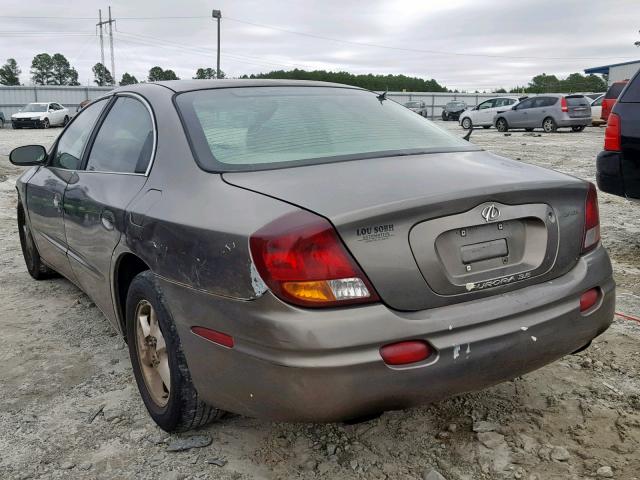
[119,72,138,85]
[51,53,79,85]
[30,53,55,85]
[93,63,114,86]
[527,73,560,93]
[244,69,446,92]
[148,66,179,82]
[0,58,21,85]
[194,67,226,79]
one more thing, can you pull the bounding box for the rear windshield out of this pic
[605,82,627,99]
[176,86,476,172]
[566,96,589,106]
[404,101,422,107]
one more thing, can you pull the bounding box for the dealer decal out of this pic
[356,224,395,242]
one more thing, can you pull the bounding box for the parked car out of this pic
[601,80,629,123]
[10,80,614,431]
[11,102,70,129]
[459,97,519,129]
[494,94,591,133]
[441,100,467,121]
[596,70,640,200]
[590,95,605,126]
[404,100,428,117]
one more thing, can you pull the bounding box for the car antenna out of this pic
[377,88,388,102]
[462,128,472,142]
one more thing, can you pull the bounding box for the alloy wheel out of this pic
[135,299,170,407]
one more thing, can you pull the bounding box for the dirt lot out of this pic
[0,122,639,480]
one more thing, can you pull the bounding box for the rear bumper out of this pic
[556,117,591,127]
[597,150,640,199]
[159,247,614,422]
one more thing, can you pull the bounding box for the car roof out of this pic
[114,79,363,94]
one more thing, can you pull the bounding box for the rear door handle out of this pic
[101,210,115,231]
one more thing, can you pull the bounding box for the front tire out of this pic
[17,205,58,280]
[41,118,50,129]
[441,111,448,121]
[461,117,472,130]
[495,117,509,132]
[126,271,225,432]
[571,125,585,132]
[542,117,557,133]
[12,123,20,129]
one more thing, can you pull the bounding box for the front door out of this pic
[64,94,154,325]
[474,99,496,125]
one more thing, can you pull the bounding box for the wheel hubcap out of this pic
[135,300,170,407]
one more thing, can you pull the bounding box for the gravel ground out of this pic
[0,122,639,480]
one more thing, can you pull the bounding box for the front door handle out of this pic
[101,210,115,231]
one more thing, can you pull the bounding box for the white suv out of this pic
[459,97,519,129]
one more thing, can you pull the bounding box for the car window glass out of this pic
[605,82,626,99]
[494,98,513,108]
[50,99,108,170]
[85,96,154,174]
[516,98,534,110]
[478,100,495,110]
[620,75,640,102]
[592,96,603,106]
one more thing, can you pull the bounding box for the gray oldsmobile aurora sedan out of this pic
[11,80,614,432]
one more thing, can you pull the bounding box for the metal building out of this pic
[584,60,640,86]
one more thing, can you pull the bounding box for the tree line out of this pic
[0,55,609,94]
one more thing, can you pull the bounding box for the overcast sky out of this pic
[2,0,639,91]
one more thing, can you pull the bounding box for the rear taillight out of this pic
[604,112,621,151]
[249,211,379,307]
[560,97,568,112]
[582,183,600,253]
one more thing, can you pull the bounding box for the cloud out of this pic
[0,0,637,90]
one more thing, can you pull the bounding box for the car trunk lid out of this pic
[224,151,588,311]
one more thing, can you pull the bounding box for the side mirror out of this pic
[9,145,47,166]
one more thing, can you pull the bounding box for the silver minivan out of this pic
[494,94,591,133]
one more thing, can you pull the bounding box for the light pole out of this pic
[212,9,222,79]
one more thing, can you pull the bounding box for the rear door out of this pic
[565,95,591,119]
[25,99,108,279]
[63,94,154,324]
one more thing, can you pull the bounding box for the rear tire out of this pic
[571,125,585,132]
[62,115,69,127]
[461,117,472,130]
[495,117,509,132]
[542,117,557,133]
[17,205,58,280]
[126,271,225,432]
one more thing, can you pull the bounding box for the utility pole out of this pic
[97,9,105,69]
[108,6,116,85]
[97,7,116,85]
[212,9,222,79]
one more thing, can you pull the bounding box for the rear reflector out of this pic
[580,288,600,312]
[380,340,432,366]
[191,326,234,348]
[582,183,600,253]
[604,112,621,151]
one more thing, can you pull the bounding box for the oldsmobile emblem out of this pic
[481,204,500,222]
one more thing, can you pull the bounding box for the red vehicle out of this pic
[601,80,629,122]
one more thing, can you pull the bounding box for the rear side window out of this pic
[50,99,108,170]
[620,74,640,103]
[85,96,154,174]
[566,96,589,106]
[605,82,627,99]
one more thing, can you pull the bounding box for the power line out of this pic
[223,16,637,61]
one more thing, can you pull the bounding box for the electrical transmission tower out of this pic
[97,7,116,85]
